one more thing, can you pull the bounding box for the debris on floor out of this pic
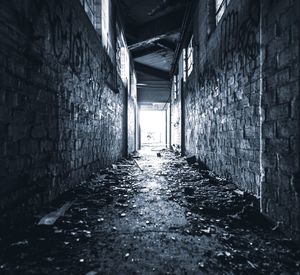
[0,147,299,274]
[133,159,143,171]
[186,155,196,165]
[38,201,74,226]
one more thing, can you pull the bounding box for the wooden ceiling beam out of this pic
[131,45,162,58]
[156,39,177,52]
[134,62,170,80]
[127,9,184,50]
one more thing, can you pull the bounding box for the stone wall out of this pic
[0,0,129,215]
[261,0,300,239]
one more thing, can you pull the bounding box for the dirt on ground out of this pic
[0,148,299,274]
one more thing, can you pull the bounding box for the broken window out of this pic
[216,0,230,23]
[173,75,178,101]
[183,48,187,82]
[187,36,194,77]
[121,48,130,86]
[79,0,101,33]
[131,72,137,98]
[182,36,193,82]
[102,0,110,49]
[117,27,130,88]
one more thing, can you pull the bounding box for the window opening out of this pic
[183,48,187,82]
[187,36,194,77]
[216,0,231,23]
[173,75,178,101]
[79,0,101,32]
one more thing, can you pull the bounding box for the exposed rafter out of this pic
[131,45,162,59]
[128,34,174,51]
[131,40,176,59]
[147,0,189,16]
[128,9,184,50]
[135,62,170,80]
[156,39,177,52]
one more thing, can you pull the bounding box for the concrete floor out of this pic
[0,148,299,274]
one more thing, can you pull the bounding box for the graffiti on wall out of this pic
[219,10,239,70]
[198,62,221,92]
[7,0,115,93]
[198,0,260,89]
[219,0,260,70]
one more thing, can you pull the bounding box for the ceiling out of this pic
[117,0,191,104]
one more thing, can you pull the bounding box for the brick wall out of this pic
[176,0,300,239]
[171,54,184,152]
[184,0,261,195]
[261,0,300,239]
[0,0,129,215]
[128,97,136,154]
[128,71,137,154]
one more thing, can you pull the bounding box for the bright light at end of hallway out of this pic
[140,110,166,146]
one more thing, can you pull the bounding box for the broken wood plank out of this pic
[134,159,143,171]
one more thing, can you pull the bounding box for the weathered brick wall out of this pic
[171,95,181,152]
[261,0,300,239]
[128,96,136,153]
[171,54,184,152]
[184,0,261,195]
[0,0,128,214]
[128,72,137,154]
[180,0,300,239]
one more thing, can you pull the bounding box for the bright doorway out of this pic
[140,110,166,147]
